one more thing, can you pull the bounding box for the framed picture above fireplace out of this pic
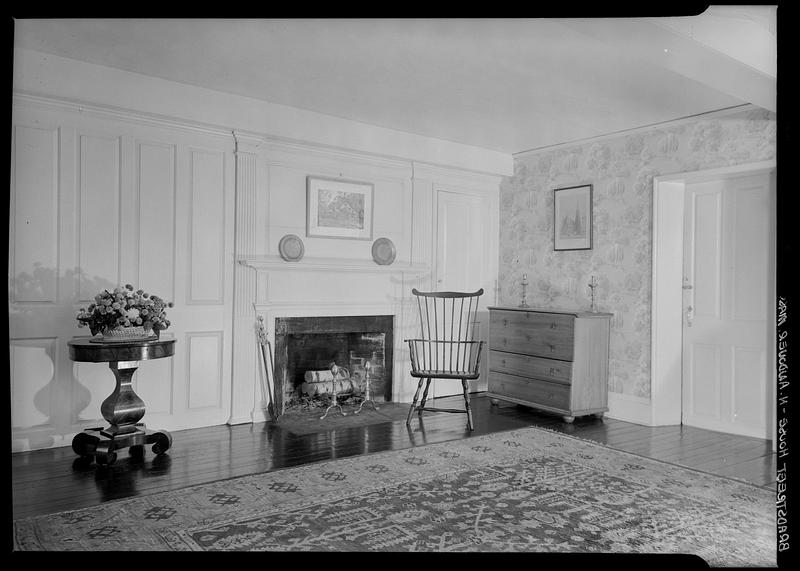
[307,176,374,240]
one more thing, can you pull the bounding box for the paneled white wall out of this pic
[11,59,506,450]
[9,98,235,452]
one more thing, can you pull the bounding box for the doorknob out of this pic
[685,305,694,327]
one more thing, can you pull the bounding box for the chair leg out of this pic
[406,378,425,426]
[418,378,432,416]
[461,378,474,431]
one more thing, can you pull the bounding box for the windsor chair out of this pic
[405,288,485,431]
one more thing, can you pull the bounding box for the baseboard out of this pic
[606,392,655,426]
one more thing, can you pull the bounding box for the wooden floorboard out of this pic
[10,394,777,520]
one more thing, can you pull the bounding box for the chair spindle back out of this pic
[409,288,484,374]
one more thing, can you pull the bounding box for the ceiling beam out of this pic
[561,19,776,113]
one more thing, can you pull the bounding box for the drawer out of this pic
[489,371,571,411]
[489,310,574,360]
[489,350,572,385]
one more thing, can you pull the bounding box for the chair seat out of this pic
[410,369,480,380]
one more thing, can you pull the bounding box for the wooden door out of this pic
[432,188,493,396]
[681,172,774,438]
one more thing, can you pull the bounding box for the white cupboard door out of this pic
[433,188,493,397]
[681,172,774,439]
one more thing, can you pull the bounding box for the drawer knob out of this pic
[549,367,556,376]
[526,334,532,341]
[503,338,508,346]
[547,393,554,399]
[548,344,555,352]
[501,359,507,366]
[503,319,508,326]
[550,322,557,329]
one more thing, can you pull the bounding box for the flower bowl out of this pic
[76,284,173,338]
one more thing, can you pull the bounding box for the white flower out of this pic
[126,308,140,321]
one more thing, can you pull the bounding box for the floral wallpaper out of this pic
[498,108,776,399]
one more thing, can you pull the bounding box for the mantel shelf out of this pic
[238,256,430,274]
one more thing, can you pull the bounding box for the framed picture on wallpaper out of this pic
[306,176,374,240]
[553,184,593,251]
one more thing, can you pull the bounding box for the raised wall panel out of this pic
[732,346,766,427]
[188,149,225,304]
[690,344,721,419]
[12,126,59,303]
[187,332,224,409]
[138,141,176,300]
[733,185,768,321]
[78,133,121,300]
[74,361,114,422]
[693,192,721,318]
[10,338,57,429]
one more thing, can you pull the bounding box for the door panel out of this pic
[433,189,492,397]
[681,172,773,438]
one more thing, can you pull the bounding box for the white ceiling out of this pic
[12,11,777,155]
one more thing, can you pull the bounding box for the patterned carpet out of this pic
[13,426,775,564]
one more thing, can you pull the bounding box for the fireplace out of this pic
[273,315,394,414]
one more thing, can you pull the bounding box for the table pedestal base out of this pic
[72,424,172,466]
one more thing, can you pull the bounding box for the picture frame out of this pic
[553,184,593,251]
[306,176,374,240]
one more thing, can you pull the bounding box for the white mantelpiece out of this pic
[238,256,429,275]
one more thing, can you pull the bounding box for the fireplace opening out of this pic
[273,315,393,414]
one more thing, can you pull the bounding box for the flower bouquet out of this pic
[76,284,173,340]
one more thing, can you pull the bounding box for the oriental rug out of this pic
[12,426,776,565]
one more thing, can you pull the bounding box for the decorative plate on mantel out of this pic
[278,234,305,262]
[371,237,396,266]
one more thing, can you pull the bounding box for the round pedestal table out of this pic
[67,336,176,466]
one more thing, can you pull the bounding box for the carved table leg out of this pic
[94,438,117,466]
[72,361,173,465]
[146,429,173,455]
[72,430,101,457]
[102,361,146,427]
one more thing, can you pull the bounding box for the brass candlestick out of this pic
[520,273,529,308]
[588,275,597,312]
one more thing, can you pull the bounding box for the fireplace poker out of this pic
[256,315,279,420]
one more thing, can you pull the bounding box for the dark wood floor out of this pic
[10,394,777,521]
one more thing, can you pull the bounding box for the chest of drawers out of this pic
[487,306,612,423]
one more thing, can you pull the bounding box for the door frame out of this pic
[650,160,776,438]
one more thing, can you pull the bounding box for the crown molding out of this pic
[513,104,762,159]
[14,91,236,141]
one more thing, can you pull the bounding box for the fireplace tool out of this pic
[320,362,348,420]
[256,315,279,420]
[354,360,379,414]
